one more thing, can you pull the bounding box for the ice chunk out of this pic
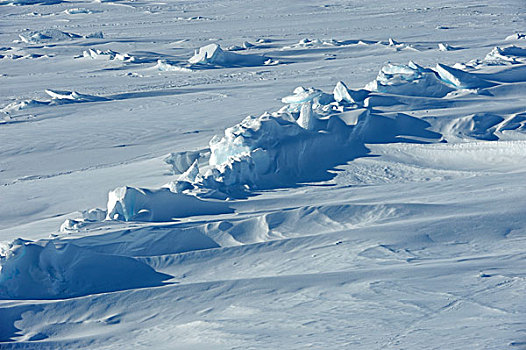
[296,101,317,130]
[156,60,193,72]
[281,86,333,112]
[365,62,454,97]
[164,150,203,174]
[107,186,232,222]
[435,63,495,89]
[484,46,526,65]
[333,81,368,104]
[438,43,456,51]
[188,43,268,67]
[83,48,134,61]
[199,110,356,193]
[0,241,170,299]
[179,160,200,183]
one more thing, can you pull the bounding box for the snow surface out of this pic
[1,0,526,349]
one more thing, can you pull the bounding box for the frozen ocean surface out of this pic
[1,0,526,349]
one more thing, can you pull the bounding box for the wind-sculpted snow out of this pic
[1,1,526,346]
[0,240,170,299]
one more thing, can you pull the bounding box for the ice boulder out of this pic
[188,43,269,67]
[0,240,170,299]
[107,186,232,221]
[365,61,454,97]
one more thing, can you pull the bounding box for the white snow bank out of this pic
[188,43,273,67]
[107,186,232,222]
[0,240,170,299]
[365,61,454,97]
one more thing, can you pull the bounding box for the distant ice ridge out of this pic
[47,43,526,225]
[16,29,103,44]
[1,89,108,116]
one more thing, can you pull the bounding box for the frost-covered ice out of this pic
[1,0,526,349]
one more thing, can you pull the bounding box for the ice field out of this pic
[1,0,526,348]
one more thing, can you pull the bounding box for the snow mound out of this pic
[0,240,170,299]
[445,113,505,141]
[188,43,273,67]
[107,186,233,222]
[365,61,454,97]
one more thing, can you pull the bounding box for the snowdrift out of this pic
[107,186,233,221]
[0,241,170,299]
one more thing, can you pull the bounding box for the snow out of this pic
[1,0,526,348]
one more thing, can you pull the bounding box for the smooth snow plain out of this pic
[1,0,526,349]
